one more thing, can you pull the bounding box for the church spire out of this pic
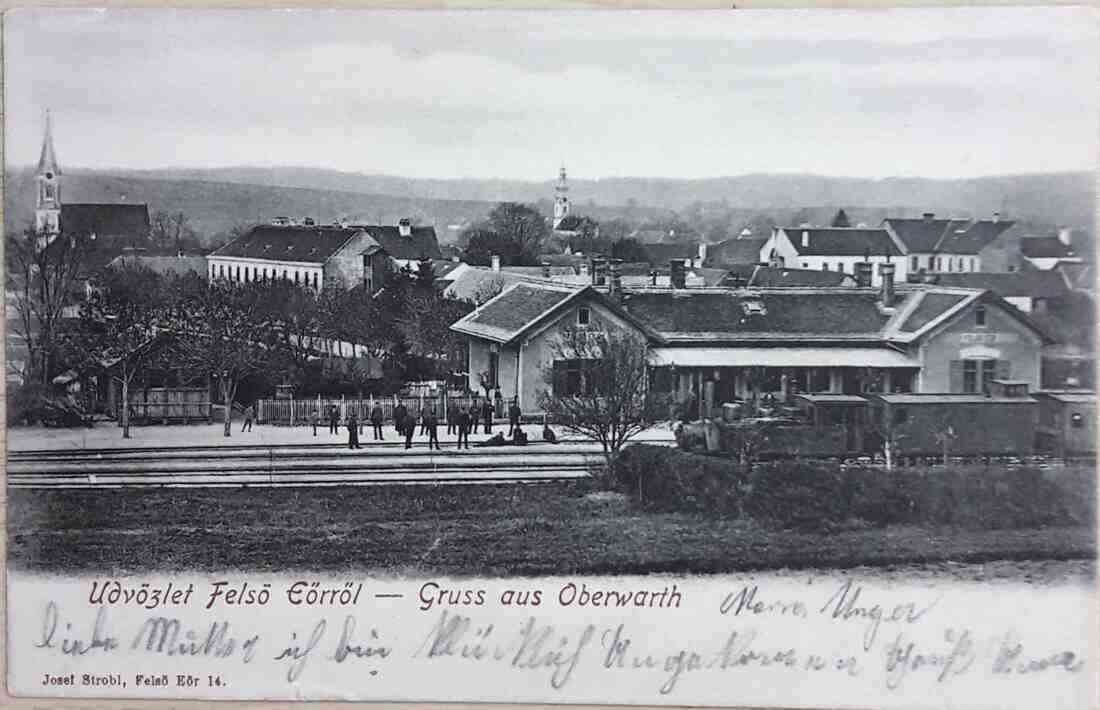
[553,164,570,229]
[35,110,62,236]
[37,110,61,176]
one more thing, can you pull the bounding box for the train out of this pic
[675,380,1095,462]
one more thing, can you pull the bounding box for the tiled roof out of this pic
[1056,262,1095,290]
[554,215,597,232]
[935,219,1014,255]
[452,283,581,342]
[1021,237,1077,259]
[931,271,1069,299]
[443,267,556,304]
[354,225,441,260]
[780,228,901,257]
[61,203,150,239]
[212,225,366,263]
[644,243,701,264]
[704,237,767,267]
[619,289,909,340]
[896,292,970,333]
[746,265,855,288]
[883,217,955,253]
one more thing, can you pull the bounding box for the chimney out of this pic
[398,218,412,237]
[992,212,1001,224]
[491,254,500,272]
[1058,227,1072,246]
[801,230,810,249]
[922,212,935,223]
[670,259,687,289]
[855,262,873,288]
[697,242,708,267]
[608,260,622,299]
[880,262,896,307]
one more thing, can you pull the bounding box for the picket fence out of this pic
[256,394,498,425]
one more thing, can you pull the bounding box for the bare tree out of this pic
[69,264,168,438]
[175,282,269,437]
[537,326,664,471]
[6,226,89,384]
[150,211,198,253]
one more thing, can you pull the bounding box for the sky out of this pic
[5,7,1100,181]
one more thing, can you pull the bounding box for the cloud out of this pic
[4,7,1098,180]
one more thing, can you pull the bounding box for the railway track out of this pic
[6,441,615,488]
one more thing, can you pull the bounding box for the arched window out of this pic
[295,271,300,285]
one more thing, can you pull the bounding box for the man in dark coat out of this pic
[507,399,521,438]
[446,404,457,436]
[370,403,384,440]
[469,395,481,433]
[328,404,340,435]
[403,414,416,450]
[347,412,361,450]
[393,402,407,435]
[456,406,471,449]
[424,409,441,450]
[481,399,494,435]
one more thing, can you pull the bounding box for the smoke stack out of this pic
[992,212,1001,224]
[398,218,412,237]
[1058,227,1072,246]
[696,242,708,267]
[491,254,500,272]
[880,262,896,307]
[608,260,622,299]
[801,230,810,249]
[855,262,873,288]
[670,259,687,289]
[922,212,935,223]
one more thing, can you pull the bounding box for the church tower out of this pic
[553,165,570,229]
[35,110,62,236]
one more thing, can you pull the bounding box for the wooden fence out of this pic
[119,387,212,424]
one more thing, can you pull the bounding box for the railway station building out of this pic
[450,266,1053,416]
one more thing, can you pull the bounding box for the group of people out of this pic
[302,398,541,451]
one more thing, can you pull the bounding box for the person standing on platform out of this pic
[481,399,494,435]
[470,395,481,434]
[446,404,457,436]
[347,411,361,450]
[393,402,407,436]
[328,404,340,435]
[419,405,429,436]
[403,413,416,449]
[241,403,255,432]
[456,406,471,449]
[370,403,384,441]
[507,399,521,438]
[425,409,441,450]
[309,408,319,436]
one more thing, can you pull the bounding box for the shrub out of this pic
[611,444,746,514]
[613,447,1094,533]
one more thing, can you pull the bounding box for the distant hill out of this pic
[5,166,1094,251]
[109,166,1096,226]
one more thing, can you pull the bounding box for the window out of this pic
[975,305,987,326]
[313,272,319,289]
[971,258,977,271]
[577,307,591,326]
[488,351,500,389]
[822,263,829,271]
[802,262,809,269]
[837,263,844,273]
[552,358,598,396]
[963,360,978,393]
[219,264,225,279]
[911,256,919,272]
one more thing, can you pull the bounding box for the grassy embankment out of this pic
[8,471,1095,576]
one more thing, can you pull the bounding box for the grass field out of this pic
[7,481,1096,576]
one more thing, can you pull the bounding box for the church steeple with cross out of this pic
[35,110,62,235]
[553,165,570,229]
